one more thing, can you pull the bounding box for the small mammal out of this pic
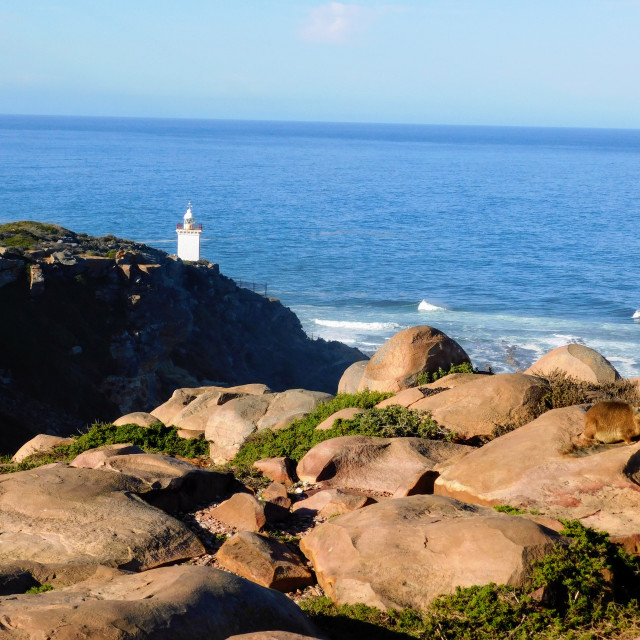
[581,401,640,445]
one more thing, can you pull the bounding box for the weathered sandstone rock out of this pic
[338,360,368,394]
[112,411,159,427]
[211,492,267,532]
[12,434,74,462]
[315,407,362,430]
[206,389,333,463]
[254,457,297,484]
[217,531,314,592]
[262,482,292,523]
[300,495,562,610]
[0,464,205,569]
[297,436,473,496]
[153,383,272,432]
[411,373,550,439]
[434,405,640,543]
[292,488,375,518]
[525,344,620,384]
[69,442,144,467]
[228,634,322,640]
[357,326,470,393]
[0,565,319,639]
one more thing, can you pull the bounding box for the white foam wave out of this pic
[633,310,640,319]
[314,319,401,331]
[418,299,446,312]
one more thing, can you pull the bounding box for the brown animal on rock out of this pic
[581,401,640,445]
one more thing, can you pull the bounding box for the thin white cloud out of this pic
[299,3,380,44]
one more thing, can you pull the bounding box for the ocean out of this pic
[1,115,639,377]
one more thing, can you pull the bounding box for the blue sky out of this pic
[1,1,639,127]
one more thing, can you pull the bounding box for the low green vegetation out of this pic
[0,423,209,474]
[232,391,454,469]
[24,584,54,594]
[0,221,68,250]
[302,520,640,640]
[416,362,474,386]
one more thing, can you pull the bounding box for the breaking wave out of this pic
[633,310,640,319]
[418,299,446,312]
[314,319,402,331]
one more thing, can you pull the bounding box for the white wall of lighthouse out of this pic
[176,202,202,261]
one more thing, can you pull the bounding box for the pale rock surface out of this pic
[297,436,473,496]
[217,531,314,592]
[113,411,159,427]
[337,360,368,394]
[525,344,620,384]
[357,326,470,393]
[152,383,272,432]
[300,495,562,610]
[0,565,319,639]
[434,405,640,543]
[12,434,74,462]
[292,488,376,518]
[262,482,292,523]
[254,457,297,484]
[374,374,481,409]
[315,407,362,430]
[0,464,205,569]
[70,443,144,468]
[211,492,267,532]
[411,373,550,440]
[206,389,333,463]
[228,634,322,640]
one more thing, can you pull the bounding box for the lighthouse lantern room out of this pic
[176,202,202,261]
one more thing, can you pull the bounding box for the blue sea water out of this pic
[1,115,639,376]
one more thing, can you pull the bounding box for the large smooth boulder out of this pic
[297,436,473,497]
[253,457,297,484]
[410,373,550,440]
[12,434,74,462]
[357,326,470,393]
[152,384,272,433]
[337,360,368,394]
[211,493,267,532]
[113,411,159,427]
[525,344,620,384]
[315,407,362,430]
[434,405,640,543]
[217,531,314,592]
[0,464,205,569]
[292,488,375,518]
[206,389,333,463]
[72,447,232,511]
[300,495,562,610]
[0,565,319,639]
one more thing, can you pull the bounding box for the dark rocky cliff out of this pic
[0,222,364,453]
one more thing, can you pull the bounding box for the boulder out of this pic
[525,344,620,384]
[211,492,267,532]
[297,436,473,497]
[112,411,159,427]
[374,386,427,409]
[217,531,314,592]
[300,495,562,610]
[262,482,292,523]
[12,434,74,463]
[206,389,333,464]
[434,405,640,544]
[357,326,470,393]
[315,407,362,430]
[337,360,368,394]
[228,634,322,640]
[71,448,232,511]
[254,457,297,484]
[292,488,376,518]
[0,565,319,639]
[0,464,205,569]
[411,373,550,440]
[70,443,144,468]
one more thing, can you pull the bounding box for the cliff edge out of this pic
[0,222,364,453]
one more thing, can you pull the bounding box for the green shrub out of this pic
[416,362,474,386]
[25,584,54,594]
[232,391,454,470]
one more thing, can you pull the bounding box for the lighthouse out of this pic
[176,202,202,261]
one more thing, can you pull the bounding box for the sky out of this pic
[1,0,639,128]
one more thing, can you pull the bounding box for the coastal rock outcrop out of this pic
[11,433,74,462]
[337,360,368,394]
[300,495,562,610]
[434,405,640,543]
[525,344,620,384]
[0,222,363,454]
[357,326,471,393]
[0,565,319,639]
[410,373,550,440]
[296,435,473,496]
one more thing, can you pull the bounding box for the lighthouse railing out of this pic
[176,223,203,230]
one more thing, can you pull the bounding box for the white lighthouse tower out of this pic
[176,202,202,261]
